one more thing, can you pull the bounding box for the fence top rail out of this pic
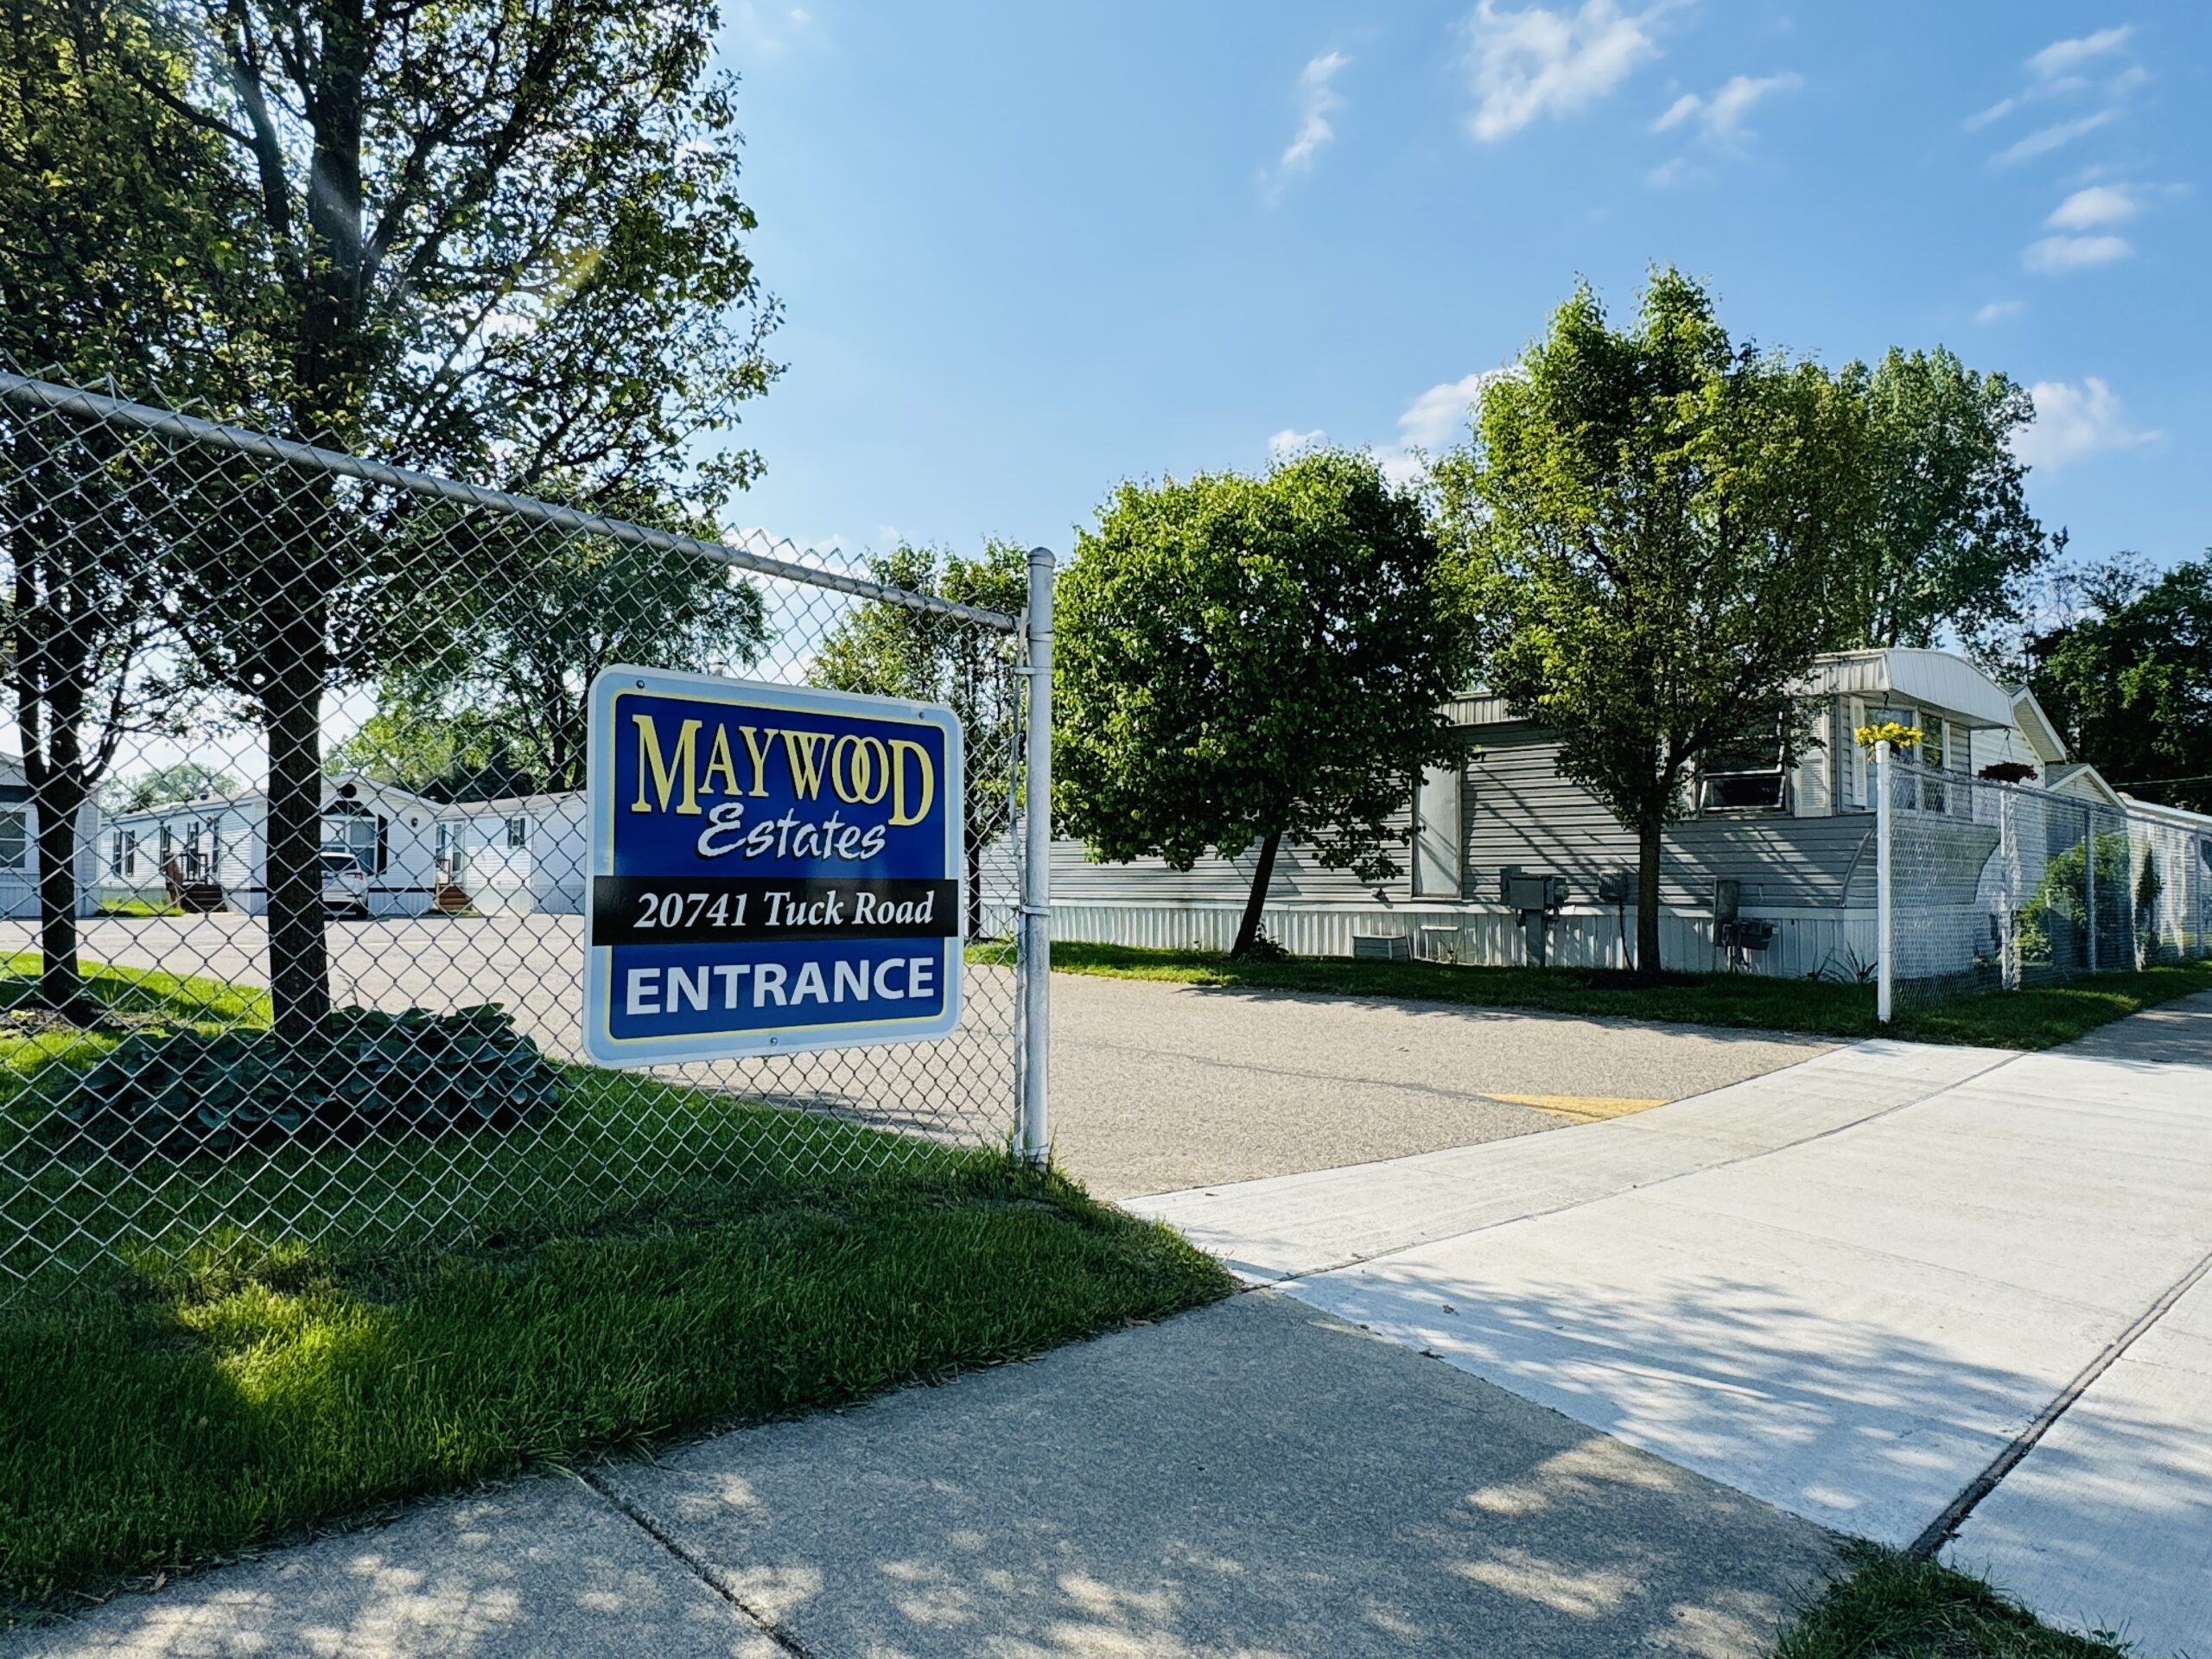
[0,371,1020,633]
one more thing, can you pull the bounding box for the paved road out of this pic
[1139,999,2212,1656]
[1048,975,1836,1198]
[14,917,1835,1196]
[3,1294,1840,1659]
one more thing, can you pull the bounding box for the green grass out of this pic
[0,956,1230,1611]
[982,941,2212,1051]
[1,1158,1229,1613]
[1776,1547,2130,1657]
[93,900,185,919]
[0,955,269,1122]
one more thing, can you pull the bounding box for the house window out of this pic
[506,816,528,851]
[1698,724,1789,812]
[0,810,25,870]
[321,802,387,874]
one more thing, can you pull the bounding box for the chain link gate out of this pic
[0,367,1052,1303]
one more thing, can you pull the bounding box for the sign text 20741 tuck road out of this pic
[582,666,964,1065]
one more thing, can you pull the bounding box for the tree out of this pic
[1056,451,1459,959]
[1858,346,2050,656]
[2030,554,2212,814]
[59,0,777,1038]
[106,763,244,814]
[813,541,1028,938]
[346,500,769,800]
[0,0,245,1017]
[1433,270,1873,974]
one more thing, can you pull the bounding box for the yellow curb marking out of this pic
[1488,1093,1668,1122]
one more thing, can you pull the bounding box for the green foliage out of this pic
[1434,268,1873,969]
[1056,450,1459,951]
[343,501,771,798]
[67,1006,560,1154]
[814,541,1029,934]
[2031,553,2212,814]
[1859,347,2050,655]
[7,0,781,1033]
[104,762,242,814]
[2016,833,2132,968]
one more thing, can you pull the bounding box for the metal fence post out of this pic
[2085,805,2099,975]
[1876,739,1893,1025]
[1017,547,1055,1166]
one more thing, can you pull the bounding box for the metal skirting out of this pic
[1039,899,1883,980]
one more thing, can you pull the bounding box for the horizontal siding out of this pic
[1465,725,1881,908]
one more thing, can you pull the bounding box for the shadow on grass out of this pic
[0,1156,1229,1616]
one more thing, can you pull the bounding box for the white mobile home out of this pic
[102,773,442,918]
[0,755,103,919]
[1030,646,2212,983]
[435,792,587,916]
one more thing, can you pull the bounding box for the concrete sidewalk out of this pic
[1138,997,2212,1656]
[5,1295,1840,1659]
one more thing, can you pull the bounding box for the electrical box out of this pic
[1499,868,1567,912]
[1597,870,1633,906]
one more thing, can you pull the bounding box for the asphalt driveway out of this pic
[1046,973,1837,1198]
[13,913,1836,1198]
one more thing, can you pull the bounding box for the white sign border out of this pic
[581,664,966,1067]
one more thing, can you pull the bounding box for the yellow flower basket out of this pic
[1853,720,1923,751]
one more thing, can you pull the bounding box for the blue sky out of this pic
[713,2,2209,575]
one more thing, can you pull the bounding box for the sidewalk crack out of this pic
[1910,1242,2212,1558]
[575,1468,827,1658]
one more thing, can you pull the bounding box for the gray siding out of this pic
[1463,722,1880,910]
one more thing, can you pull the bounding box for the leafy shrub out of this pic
[2017,833,2131,968]
[66,1005,559,1155]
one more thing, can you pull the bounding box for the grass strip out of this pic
[1,1159,1229,1614]
[979,941,2212,1051]
[1776,1546,2130,1657]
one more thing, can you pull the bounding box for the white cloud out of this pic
[1975,299,2025,323]
[1651,72,1802,140]
[1279,51,1349,175]
[2012,377,2159,469]
[1464,1,1667,143]
[1993,109,2115,165]
[1268,428,1326,459]
[2028,25,2134,80]
[727,2,814,56]
[2046,182,2139,228]
[1397,371,1504,451]
[2024,232,2133,272]
[1371,367,1529,484]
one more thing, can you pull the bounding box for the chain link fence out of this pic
[1878,745,2212,1014]
[0,366,1046,1302]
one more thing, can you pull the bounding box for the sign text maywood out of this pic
[582,667,963,1065]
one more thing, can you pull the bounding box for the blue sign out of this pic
[582,666,964,1065]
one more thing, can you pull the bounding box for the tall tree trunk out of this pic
[264,637,332,1041]
[1230,830,1284,960]
[29,772,91,1023]
[1635,810,1664,978]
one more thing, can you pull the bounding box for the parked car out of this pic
[321,850,371,918]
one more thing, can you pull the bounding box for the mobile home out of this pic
[102,773,442,918]
[1032,646,2207,982]
[0,755,103,920]
[435,792,587,916]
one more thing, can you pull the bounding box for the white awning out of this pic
[1800,649,2018,728]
